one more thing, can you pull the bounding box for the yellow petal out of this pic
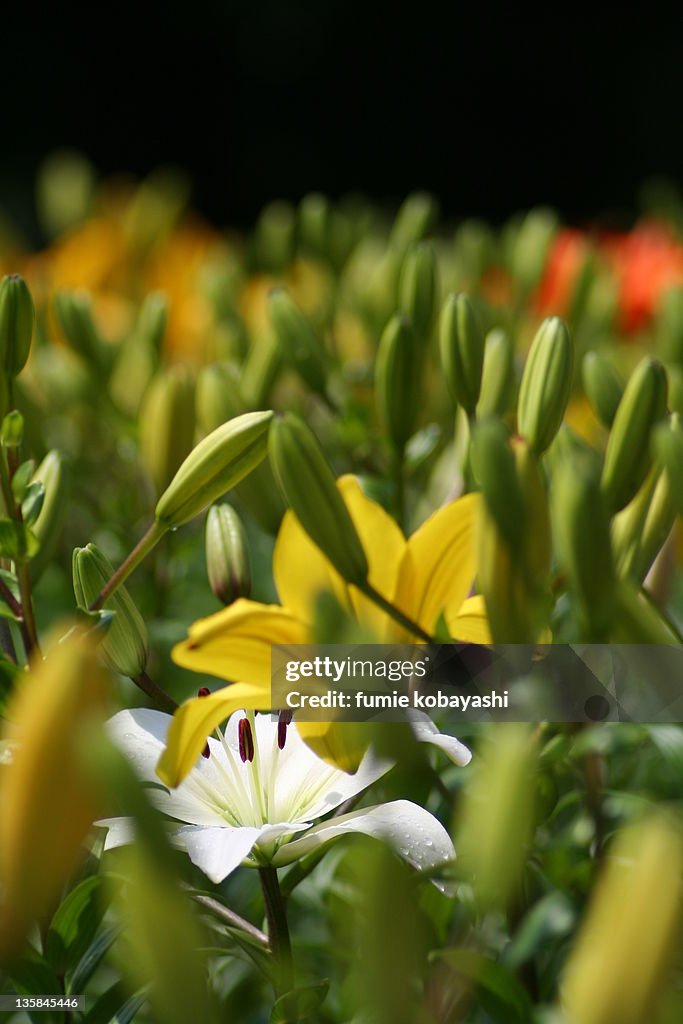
[172,598,309,688]
[273,509,350,623]
[339,476,406,638]
[446,594,492,644]
[296,720,372,772]
[393,492,479,636]
[156,682,270,787]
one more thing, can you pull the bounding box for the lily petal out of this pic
[408,711,472,766]
[97,816,136,851]
[156,683,273,788]
[393,493,479,637]
[272,799,455,875]
[172,598,309,688]
[446,594,492,645]
[273,509,351,623]
[177,822,309,883]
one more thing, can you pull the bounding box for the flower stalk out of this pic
[259,865,293,995]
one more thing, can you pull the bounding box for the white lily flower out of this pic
[97,708,462,884]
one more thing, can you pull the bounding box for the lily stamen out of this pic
[238,716,255,763]
[197,686,212,759]
[277,709,293,750]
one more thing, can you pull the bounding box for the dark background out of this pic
[2,2,682,234]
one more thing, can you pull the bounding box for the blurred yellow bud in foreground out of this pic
[562,815,683,1024]
[0,630,109,955]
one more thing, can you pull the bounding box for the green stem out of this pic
[359,581,435,643]
[0,449,40,658]
[132,670,178,714]
[190,892,269,948]
[89,520,167,611]
[392,449,406,531]
[259,866,293,996]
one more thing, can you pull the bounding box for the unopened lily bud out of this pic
[654,415,683,517]
[375,314,420,452]
[139,368,196,494]
[253,200,295,271]
[268,288,328,396]
[612,467,675,581]
[476,503,535,642]
[513,438,551,583]
[0,629,108,953]
[657,287,683,366]
[30,451,68,582]
[138,291,168,353]
[205,503,251,605]
[269,414,368,586]
[510,206,558,294]
[553,462,615,640]
[195,362,244,436]
[389,192,438,251]
[53,290,105,368]
[517,316,573,454]
[298,192,331,258]
[155,410,273,528]
[470,419,525,549]
[477,328,515,418]
[601,357,668,512]
[73,543,148,677]
[398,243,437,342]
[582,351,623,429]
[0,274,34,377]
[562,815,683,1024]
[439,293,485,416]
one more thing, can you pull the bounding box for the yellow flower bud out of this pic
[155,410,273,528]
[0,630,108,953]
[139,367,196,493]
[517,316,573,454]
[269,414,368,586]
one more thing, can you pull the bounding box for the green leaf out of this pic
[430,948,534,1024]
[22,481,45,526]
[1,410,23,449]
[270,981,329,1023]
[45,875,106,975]
[68,924,122,995]
[9,948,65,1024]
[504,892,575,970]
[85,983,148,1024]
[0,517,39,561]
[12,459,36,502]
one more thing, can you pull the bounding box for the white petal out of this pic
[177,821,309,883]
[408,712,472,766]
[107,708,242,827]
[96,816,136,851]
[272,799,455,875]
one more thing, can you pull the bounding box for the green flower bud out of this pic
[268,288,327,396]
[29,451,68,582]
[517,317,573,454]
[439,293,485,416]
[509,207,558,295]
[513,438,551,584]
[611,467,675,582]
[137,291,168,353]
[195,363,244,436]
[601,357,668,513]
[653,414,683,518]
[53,291,104,368]
[476,503,535,643]
[253,200,295,271]
[477,328,515,418]
[666,363,683,416]
[269,414,368,586]
[139,368,196,494]
[298,192,331,259]
[0,275,34,377]
[375,315,420,452]
[470,419,525,549]
[657,287,683,366]
[397,243,438,342]
[205,504,251,605]
[389,193,438,251]
[553,462,616,640]
[582,351,623,429]
[73,543,148,677]
[241,330,281,407]
[155,410,273,528]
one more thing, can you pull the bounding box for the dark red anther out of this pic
[238,716,255,763]
[277,709,293,750]
[198,687,211,758]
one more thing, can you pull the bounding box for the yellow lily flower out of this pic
[157,476,489,787]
